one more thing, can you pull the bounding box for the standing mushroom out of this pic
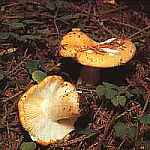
[59,28,136,85]
[18,75,80,145]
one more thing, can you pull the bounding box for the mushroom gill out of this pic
[18,75,80,145]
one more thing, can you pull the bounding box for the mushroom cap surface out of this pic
[18,76,80,145]
[59,28,97,57]
[77,38,136,67]
[59,28,136,68]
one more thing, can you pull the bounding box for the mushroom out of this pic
[59,28,136,85]
[18,75,80,145]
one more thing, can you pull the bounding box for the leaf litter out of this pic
[0,0,150,150]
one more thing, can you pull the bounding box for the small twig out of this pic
[87,142,98,150]
[98,111,114,148]
[1,2,18,8]
[109,20,141,31]
[76,86,96,94]
[1,90,23,102]
[2,15,25,20]
[115,105,140,121]
[117,137,127,150]
[141,94,150,115]
[6,55,30,77]
[97,20,118,38]
[102,24,118,38]
[4,104,10,147]
[53,7,60,41]
[98,5,128,16]
[129,25,150,39]
[6,61,25,76]
[51,135,87,148]
[23,48,28,57]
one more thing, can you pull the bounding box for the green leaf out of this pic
[96,83,118,99]
[20,35,42,41]
[118,96,126,106]
[111,96,119,106]
[105,88,118,99]
[36,28,50,36]
[55,0,70,9]
[9,32,21,41]
[114,122,127,138]
[127,126,137,139]
[30,41,38,48]
[7,22,25,29]
[102,82,119,99]
[26,60,40,74]
[139,114,150,125]
[32,70,47,83]
[130,87,145,97]
[102,82,119,90]
[46,1,56,11]
[0,72,4,81]
[0,32,9,40]
[20,142,36,150]
[96,85,105,96]
[111,96,126,107]
[0,1,7,7]
[23,20,43,24]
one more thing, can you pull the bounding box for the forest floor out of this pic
[0,0,150,150]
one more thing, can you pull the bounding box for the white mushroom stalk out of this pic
[18,76,80,145]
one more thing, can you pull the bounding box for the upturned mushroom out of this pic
[18,75,80,145]
[59,28,136,85]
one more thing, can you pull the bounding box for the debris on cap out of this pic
[76,38,136,67]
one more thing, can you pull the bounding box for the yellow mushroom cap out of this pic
[76,38,136,68]
[18,76,80,145]
[59,28,97,57]
[59,28,136,68]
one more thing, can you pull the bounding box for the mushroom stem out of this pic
[78,66,100,86]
